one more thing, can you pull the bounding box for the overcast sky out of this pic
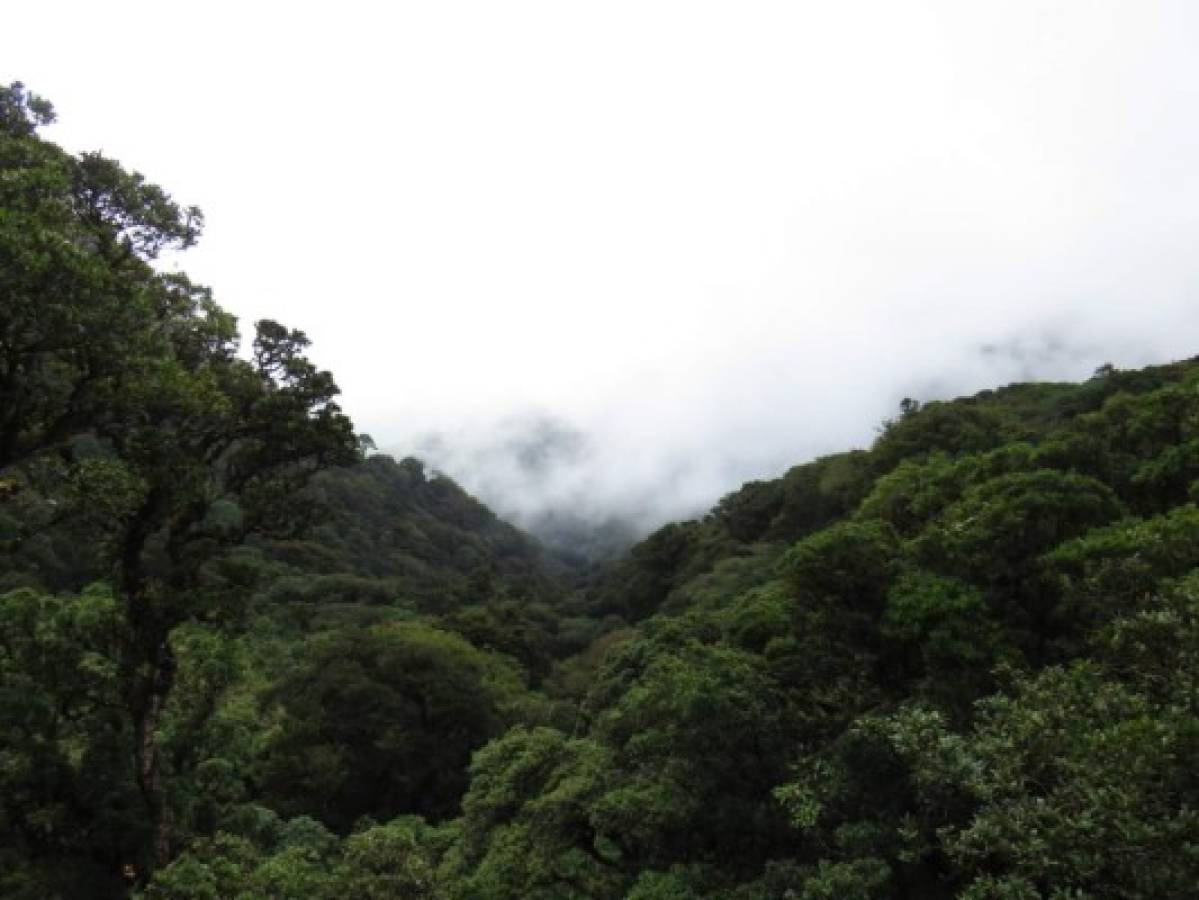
[7,1,1199,533]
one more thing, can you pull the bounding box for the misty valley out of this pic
[4,81,1199,900]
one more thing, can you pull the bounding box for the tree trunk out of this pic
[130,636,175,870]
[118,491,177,871]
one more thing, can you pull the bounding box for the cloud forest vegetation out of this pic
[2,83,1198,899]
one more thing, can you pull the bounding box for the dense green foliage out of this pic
[3,83,1198,898]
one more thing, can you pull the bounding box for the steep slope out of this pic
[576,358,1199,627]
[249,453,567,617]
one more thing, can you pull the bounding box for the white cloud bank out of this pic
[5,1,1199,535]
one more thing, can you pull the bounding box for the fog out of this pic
[402,312,1197,550]
[6,2,1199,548]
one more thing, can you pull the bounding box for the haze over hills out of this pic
[392,326,1185,561]
[9,2,1199,554]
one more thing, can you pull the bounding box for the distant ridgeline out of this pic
[3,80,1199,898]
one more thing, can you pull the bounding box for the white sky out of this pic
[7,1,1199,530]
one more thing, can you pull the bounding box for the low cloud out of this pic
[391,304,1198,553]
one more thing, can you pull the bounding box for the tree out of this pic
[443,598,559,685]
[783,519,901,614]
[915,469,1124,659]
[0,586,137,898]
[881,569,1014,713]
[1044,504,1199,652]
[0,82,359,872]
[446,726,624,900]
[587,637,794,871]
[871,399,1009,476]
[887,658,1199,897]
[98,305,357,870]
[258,621,526,831]
[0,82,202,469]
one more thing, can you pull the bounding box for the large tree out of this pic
[0,82,359,873]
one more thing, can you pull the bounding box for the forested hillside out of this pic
[3,82,1198,899]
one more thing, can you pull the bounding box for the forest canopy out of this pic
[2,82,1198,899]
